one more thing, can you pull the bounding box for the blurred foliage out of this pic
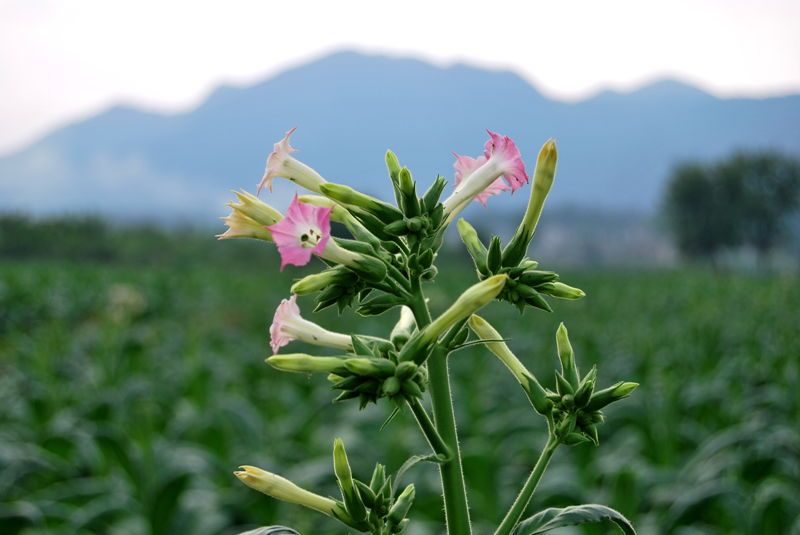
[0,222,799,534]
[663,151,800,261]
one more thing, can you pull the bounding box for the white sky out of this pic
[1,0,799,155]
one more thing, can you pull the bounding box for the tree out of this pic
[664,151,800,262]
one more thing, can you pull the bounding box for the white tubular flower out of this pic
[269,295,353,353]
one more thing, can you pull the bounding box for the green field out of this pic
[1,250,798,534]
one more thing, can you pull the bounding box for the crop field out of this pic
[1,249,798,534]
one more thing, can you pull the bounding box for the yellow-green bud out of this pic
[502,140,558,266]
[586,381,639,411]
[234,465,347,520]
[538,281,586,300]
[291,270,343,295]
[333,438,367,522]
[344,358,396,377]
[266,354,349,375]
[556,323,580,387]
[388,484,415,524]
[468,315,552,415]
[232,190,283,227]
[421,275,507,346]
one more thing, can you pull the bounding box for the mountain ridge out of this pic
[2,50,799,222]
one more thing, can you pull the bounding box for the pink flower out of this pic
[453,153,511,207]
[268,194,332,270]
[269,294,352,353]
[258,127,297,194]
[443,130,529,217]
[484,130,529,192]
[270,295,302,353]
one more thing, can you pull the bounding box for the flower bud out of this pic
[390,306,417,347]
[468,315,552,415]
[234,465,346,520]
[333,438,368,523]
[586,381,639,411]
[266,354,349,375]
[556,323,581,388]
[388,484,415,525]
[502,140,557,266]
[456,219,489,275]
[217,210,273,241]
[538,281,585,300]
[344,358,396,378]
[320,183,403,224]
[419,275,507,348]
[385,150,402,182]
[291,268,350,295]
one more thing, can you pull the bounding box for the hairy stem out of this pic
[494,434,559,535]
[408,283,472,535]
[406,397,451,461]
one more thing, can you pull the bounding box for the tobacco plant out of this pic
[220,128,638,535]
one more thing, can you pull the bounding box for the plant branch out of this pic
[494,434,559,535]
[406,397,451,461]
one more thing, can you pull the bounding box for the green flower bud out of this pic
[291,268,350,295]
[487,236,502,273]
[502,140,558,266]
[408,275,507,358]
[586,381,639,411]
[333,438,367,523]
[370,464,386,494]
[266,354,349,375]
[382,376,402,396]
[556,323,581,387]
[395,361,418,380]
[388,484,415,525]
[421,176,447,212]
[468,315,552,415]
[320,183,403,224]
[538,281,585,300]
[234,465,348,521]
[344,358,396,378]
[518,270,559,285]
[385,150,402,182]
[456,218,489,275]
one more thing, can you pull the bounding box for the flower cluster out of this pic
[219,127,638,535]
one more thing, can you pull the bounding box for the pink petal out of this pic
[453,153,487,189]
[269,295,301,352]
[474,177,511,206]
[267,194,332,270]
[484,130,529,192]
[257,127,298,194]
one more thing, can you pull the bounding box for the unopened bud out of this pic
[344,358,396,378]
[234,465,345,520]
[468,315,552,415]
[538,282,585,300]
[388,484,415,525]
[556,323,580,388]
[333,438,367,522]
[502,140,558,266]
[417,275,508,350]
[586,381,639,411]
[266,354,349,375]
[457,219,489,274]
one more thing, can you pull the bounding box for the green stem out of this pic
[494,434,559,535]
[406,397,451,461]
[408,281,472,535]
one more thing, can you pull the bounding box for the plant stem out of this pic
[494,434,559,535]
[408,282,472,535]
[406,397,451,461]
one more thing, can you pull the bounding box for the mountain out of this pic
[1,50,799,223]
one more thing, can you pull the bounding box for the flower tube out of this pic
[257,127,328,194]
[270,295,352,353]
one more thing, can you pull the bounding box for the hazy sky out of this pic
[2,0,799,155]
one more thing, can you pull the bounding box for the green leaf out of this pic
[512,504,636,535]
[237,528,301,535]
